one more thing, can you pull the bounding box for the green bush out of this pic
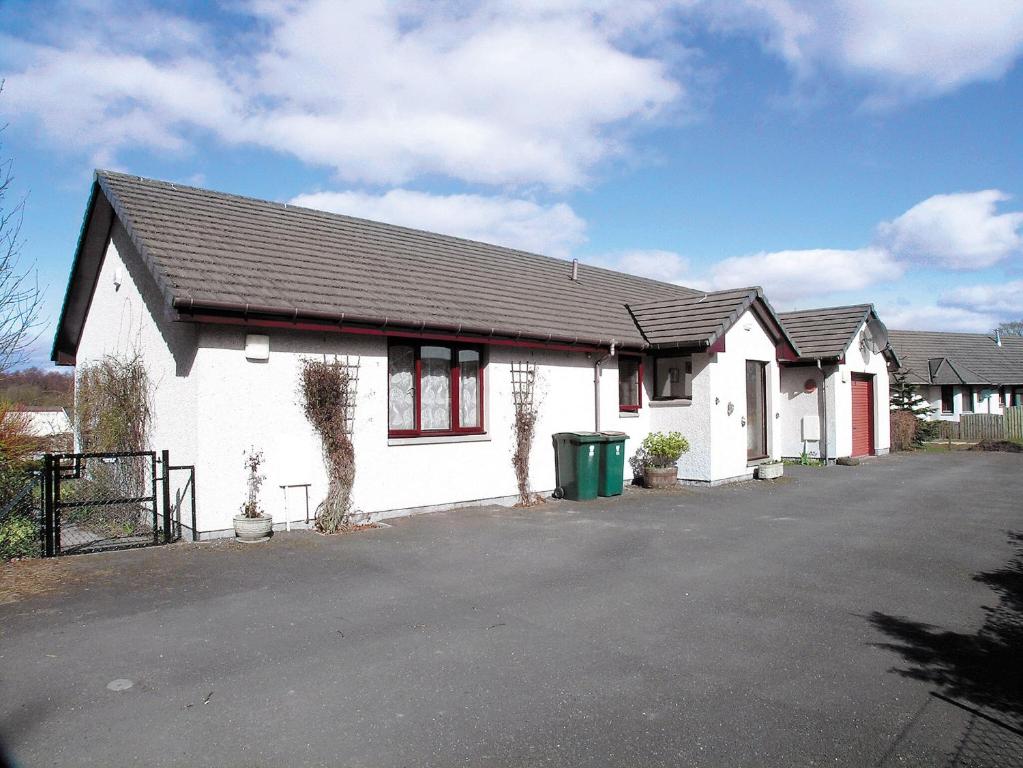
[0,515,38,560]
[641,431,690,467]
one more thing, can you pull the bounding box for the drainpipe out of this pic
[818,359,829,462]
[593,341,617,432]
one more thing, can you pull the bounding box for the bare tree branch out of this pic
[0,79,43,374]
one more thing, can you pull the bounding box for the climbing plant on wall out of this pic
[299,356,359,533]
[511,360,542,506]
[74,352,152,454]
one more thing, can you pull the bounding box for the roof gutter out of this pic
[172,297,639,354]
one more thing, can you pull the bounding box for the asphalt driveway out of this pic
[1,451,1021,767]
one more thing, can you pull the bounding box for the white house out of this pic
[53,171,801,537]
[777,305,896,461]
[888,330,1023,421]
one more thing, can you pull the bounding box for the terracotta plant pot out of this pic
[643,464,678,489]
[233,514,273,542]
[756,462,784,480]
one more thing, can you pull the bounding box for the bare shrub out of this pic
[511,361,543,506]
[240,448,265,518]
[890,410,919,452]
[74,352,151,454]
[71,353,153,534]
[300,358,358,533]
[0,401,39,462]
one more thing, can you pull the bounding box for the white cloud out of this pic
[880,302,1000,333]
[706,246,903,304]
[940,280,1023,317]
[876,190,1023,269]
[290,188,586,258]
[590,249,694,284]
[701,1,1023,103]
[1,0,685,188]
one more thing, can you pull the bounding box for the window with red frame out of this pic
[618,356,642,411]
[388,342,484,436]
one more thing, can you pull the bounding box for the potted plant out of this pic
[640,431,689,489]
[756,460,784,480]
[234,448,272,542]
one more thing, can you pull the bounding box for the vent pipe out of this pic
[995,329,1002,347]
[571,259,579,281]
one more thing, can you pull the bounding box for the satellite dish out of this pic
[861,317,888,354]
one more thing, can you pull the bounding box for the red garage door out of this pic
[851,373,875,458]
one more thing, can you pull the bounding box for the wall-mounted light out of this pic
[113,268,122,290]
[245,334,270,361]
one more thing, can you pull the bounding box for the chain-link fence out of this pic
[51,452,159,555]
[0,477,43,560]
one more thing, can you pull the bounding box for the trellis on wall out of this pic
[510,361,542,506]
[299,355,360,533]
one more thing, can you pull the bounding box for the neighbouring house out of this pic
[52,171,801,537]
[12,405,73,453]
[778,304,897,461]
[888,330,1023,421]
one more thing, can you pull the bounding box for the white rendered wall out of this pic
[918,385,1005,422]
[831,323,892,457]
[74,224,199,470]
[707,309,782,482]
[779,366,825,459]
[646,352,713,482]
[191,328,662,532]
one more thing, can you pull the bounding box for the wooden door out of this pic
[851,373,875,457]
[746,361,768,461]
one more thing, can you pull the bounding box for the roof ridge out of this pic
[96,170,701,298]
[779,302,872,316]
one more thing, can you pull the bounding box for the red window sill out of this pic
[619,405,640,413]
[388,429,486,439]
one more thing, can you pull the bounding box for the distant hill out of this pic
[0,367,73,409]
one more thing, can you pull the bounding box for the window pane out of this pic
[618,358,639,407]
[459,350,480,428]
[961,387,973,412]
[420,346,451,430]
[388,345,415,430]
[941,386,953,412]
[655,356,691,399]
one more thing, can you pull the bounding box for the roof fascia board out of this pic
[50,180,114,364]
[178,311,617,354]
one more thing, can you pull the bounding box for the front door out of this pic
[746,360,768,461]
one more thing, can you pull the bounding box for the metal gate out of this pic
[41,450,190,556]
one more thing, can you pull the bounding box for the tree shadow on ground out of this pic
[868,531,1023,723]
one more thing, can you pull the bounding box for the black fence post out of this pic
[42,454,54,557]
[190,468,198,542]
[52,456,62,556]
[161,450,172,543]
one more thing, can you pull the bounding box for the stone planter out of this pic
[233,514,273,542]
[642,464,678,489]
[755,462,784,480]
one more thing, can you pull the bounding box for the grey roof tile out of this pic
[778,305,871,359]
[627,287,798,352]
[94,171,704,349]
[889,330,1023,385]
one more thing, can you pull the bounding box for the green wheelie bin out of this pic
[597,431,628,497]
[552,432,601,500]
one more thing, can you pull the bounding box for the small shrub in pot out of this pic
[640,431,689,489]
[234,447,272,542]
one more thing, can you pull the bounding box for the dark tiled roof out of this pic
[778,304,871,359]
[627,287,799,352]
[889,330,1023,385]
[82,171,704,351]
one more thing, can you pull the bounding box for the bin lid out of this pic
[567,431,603,443]
[600,431,628,440]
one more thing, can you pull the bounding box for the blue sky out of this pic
[2,0,1022,367]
